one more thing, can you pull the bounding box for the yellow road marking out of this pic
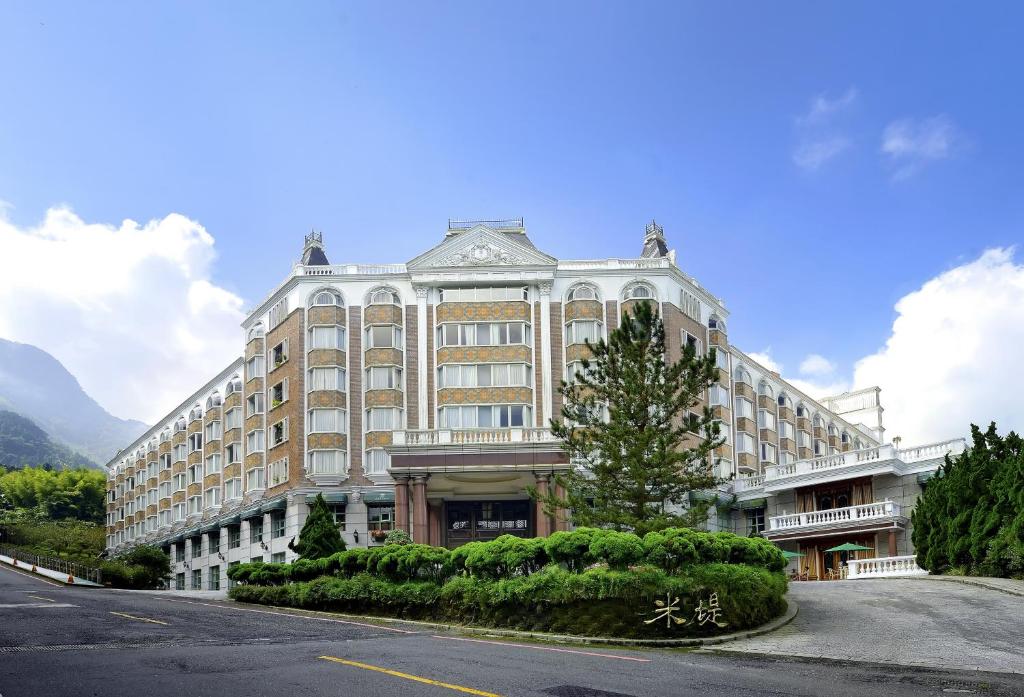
[110,611,169,625]
[27,594,55,603]
[319,656,501,696]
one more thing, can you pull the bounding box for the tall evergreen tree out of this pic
[532,301,723,536]
[288,493,346,560]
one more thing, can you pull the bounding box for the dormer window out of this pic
[369,288,400,305]
[174,417,186,433]
[567,285,597,302]
[734,366,752,385]
[758,382,774,398]
[624,283,654,300]
[777,393,793,409]
[312,290,342,306]
[189,405,203,422]
[206,392,222,410]
[708,314,726,332]
[226,376,242,395]
[247,323,265,342]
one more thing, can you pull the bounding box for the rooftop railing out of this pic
[448,218,524,231]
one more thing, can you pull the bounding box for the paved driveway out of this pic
[717,578,1024,674]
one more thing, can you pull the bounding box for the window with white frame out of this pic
[224,477,242,499]
[778,393,793,409]
[268,458,288,486]
[758,410,776,430]
[205,453,222,475]
[438,287,528,302]
[734,366,752,385]
[369,288,400,305]
[758,382,774,398]
[714,421,731,445]
[438,363,529,388]
[364,449,389,474]
[147,462,157,479]
[708,384,729,406]
[714,348,730,371]
[246,429,265,452]
[158,481,171,499]
[248,323,265,342]
[270,379,288,407]
[438,404,531,429]
[814,439,826,456]
[204,487,221,508]
[365,407,401,431]
[760,442,777,463]
[798,430,812,448]
[225,442,241,464]
[187,463,203,484]
[308,450,345,475]
[736,432,755,455]
[173,444,187,462]
[624,283,654,300]
[268,298,289,330]
[308,325,346,350]
[734,397,753,420]
[173,503,185,521]
[159,510,171,526]
[187,495,202,515]
[160,453,171,469]
[173,473,186,491]
[270,340,288,369]
[226,376,242,396]
[311,290,342,306]
[779,421,795,440]
[246,467,265,491]
[565,320,602,345]
[682,331,702,355]
[270,419,288,446]
[780,451,796,466]
[566,285,596,302]
[308,367,346,391]
[147,488,157,505]
[437,322,530,347]
[366,366,402,390]
[204,421,222,442]
[307,409,347,433]
[224,407,242,431]
[565,361,588,384]
[365,325,403,349]
[245,355,265,381]
[680,290,700,321]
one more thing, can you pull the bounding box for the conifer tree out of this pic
[532,301,723,536]
[288,493,346,560]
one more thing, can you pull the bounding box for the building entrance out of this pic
[444,500,532,547]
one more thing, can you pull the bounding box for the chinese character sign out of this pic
[643,591,729,631]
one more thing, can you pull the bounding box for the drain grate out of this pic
[543,687,639,697]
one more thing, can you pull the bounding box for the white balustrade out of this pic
[847,555,927,579]
[392,428,560,447]
[769,500,900,531]
[896,438,967,463]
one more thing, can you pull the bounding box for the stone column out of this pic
[428,502,442,546]
[534,473,552,537]
[415,286,429,430]
[412,475,429,543]
[888,529,897,557]
[394,476,411,533]
[553,482,569,532]
[539,283,553,426]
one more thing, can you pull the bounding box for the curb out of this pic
[0,555,102,587]
[225,598,799,648]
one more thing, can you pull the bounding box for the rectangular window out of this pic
[245,355,265,381]
[173,444,187,462]
[798,430,812,448]
[191,538,202,558]
[271,552,286,564]
[308,326,346,350]
[268,458,288,486]
[205,453,222,475]
[173,473,186,491]
[268,297,289,329]
[249,518,264,543]
[159,481,171,498]
[746,507,766,536]
[736,432,755,455]
[365,407,401,431]
[208,532,220,554]
[271,340,288,369]
[225,442,240,464]
[228,526,241,549]
[224,407,242,431]
[734,397,754,420]
[227,561,240,589]
[329,504,347,530]
[175,573,185,590]
[204,487,220,509]
[365,325,402,349]
[188,495,202,515]
[308,367,345,391]
[175,543,185,563]
[708,384,729,406]
[367,504,395,532]
[307,409,347,433]
[246,429,265,453]
[225,477,242,499]
[246,392,265,417]
[565,320,602,345]
[366,366,402,390]
[209,565,220,591]
[779,421,795,440]
[270,419,288,446]
[204,421,222,443]
[780,451,796,466]
[715,348,730,371]
[758,410,776,430]
[761,442,777,463]
[246,467,265,491]
[438,404,530,429]
[271,512,286,538]
[364,448,389,474]
[187,463,203,485]
[438,287,528,303]
[436,322,530,347]
[270,380,288,407]
[160,453,172,470]
[814,439,826,456]
[308,450,345,475]
[680,291,701,322]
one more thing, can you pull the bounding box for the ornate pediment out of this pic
[407,225,557,270]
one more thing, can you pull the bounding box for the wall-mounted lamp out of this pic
[183,561,190,569]
[260,541,269,551]
[217,552,225,561]
[353,530,359,544]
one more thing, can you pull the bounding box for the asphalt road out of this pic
[1,563,1022,697]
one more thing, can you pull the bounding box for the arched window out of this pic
[247,322,265,342]
[310,289,343,307]
[160,428,170,443]
[367,287,400,306]
[758,381,774,398]
[189,404,202,422]
[174,417,186,433]
[841,431,851,444]
[226,375,242,395]
[206,392,222,409]
[828,423,837,437]
[708,314,726,332]
[813,414,823,428]
[777,392,793,409]
[796,404,808,418]
[734,366,752,385]
[854,438,863,450]
[623,283,655,301]
[566,284,598,302]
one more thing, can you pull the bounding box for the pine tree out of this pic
[288,493,346,560]
[532,301,723,536]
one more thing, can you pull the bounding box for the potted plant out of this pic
[370,529,388,542]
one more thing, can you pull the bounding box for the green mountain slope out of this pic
[0,410,97,469]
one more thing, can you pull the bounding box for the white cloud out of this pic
[792,87,858,172]
[0,207,245,423]
[747,350,782,374]
[799,353,836,377]
[787,377,851,401]
[852,247,1024,443]
[881,115,960,180]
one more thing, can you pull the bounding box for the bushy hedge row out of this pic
[230,563,787,639]
[227,528,786,587]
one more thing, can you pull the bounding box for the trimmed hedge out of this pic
[230,563,786,639]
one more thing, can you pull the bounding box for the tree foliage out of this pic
[288,493,346,560]
[533,301,722,535]
[0,466,106,523]
[912,423,1024,578]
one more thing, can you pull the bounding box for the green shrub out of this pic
[544,528,600,572]
[384,529,412,545]
[589,530,644,570]
[642,529,698,574]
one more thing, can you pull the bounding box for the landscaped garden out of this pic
[228,525,787,639]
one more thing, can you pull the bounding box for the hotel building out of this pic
[105,220,964,590]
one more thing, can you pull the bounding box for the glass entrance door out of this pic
[445,501,532,548]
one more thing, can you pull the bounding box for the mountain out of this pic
[0,338,148,467]
[0,410,97,470]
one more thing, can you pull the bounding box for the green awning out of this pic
[261,498,287,513]
[362,490,395,503]
[781,550,806,559]
[168,534,184,544]
[735,498,767,510]
[305,492,348,504]
[239,506,263,520]
[221,514,241,527]
[687,490,719,504]
[200,522,221,533]
[185,528,202,539]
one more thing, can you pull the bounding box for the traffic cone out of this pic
[31,565,36,573]
[67,575,75,584]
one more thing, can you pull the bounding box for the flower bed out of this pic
[228,528,787,639]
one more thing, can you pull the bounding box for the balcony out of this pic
[766,500,905,540]
[732,438,966,495]
[392,428,560,447]
[388,428,569,473]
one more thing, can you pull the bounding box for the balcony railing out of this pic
[847,555,927,579]
[392,428,560,447]
[768,500,901,533]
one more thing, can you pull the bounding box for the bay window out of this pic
[308,367,345,391]
[307,409,347,433]
[308,325,346,350]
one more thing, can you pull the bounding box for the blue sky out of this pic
[1,2,1022,440]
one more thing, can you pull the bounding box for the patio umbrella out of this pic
[824,542,873,552]
[780,550,805,559]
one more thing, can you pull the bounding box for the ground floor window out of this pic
[175,573,185,590]
[208,531,220,554]
[250,555,263,564]
[228,525,240,549]
[209,565,220,591]
[191,569,202,590]
[746,507,766,536]
[271,512,286,539]
[367,504,395,539]
[175,543,185,563]
[271,552,286,563]
[329,504,346,530]
[191,537,202,558]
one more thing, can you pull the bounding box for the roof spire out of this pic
[302,230,330,266]
[641,219,669,258]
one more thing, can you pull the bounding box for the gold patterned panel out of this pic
[711,405,731,421]
[760,429,779,444]
[364,305,402,325]
[757,395,775,410]
[158,470,170,483]
[172,461,186,475]
[223,463,241,480]
[737,453,756,468]
[244,414,263,432]
[780,437,796,453]
[709,329,727,347]
[205,407,221,423]
[364,348,402,366]
[437,386,533,405]
[223,428,241,444]
[437,346,531,364]
[245,337,264,360]
[187,451,202,466]
[813,426,826,440]
[734,382,754,400]
[203,474,220,489]
[307,433,347,450]
[307,348,346,367]
[436,302,529,322]
[797,417,811,431]
[146,504,158,517]
[365,431,393,448]
[244,453,264,469]
[565,344,594,362]
[159,441,171,454]
[365,389,403,407]
[308,306,347,326]
[829,435,840,448]
[186,483,201,497]
[778,407,794,422]
[172,491,185,505]
[798,447,813,460]
[224,392,242,410]
[736,417,756,434]
[308,390,347,409]
[173,432,186,446]
[563,300,603,321]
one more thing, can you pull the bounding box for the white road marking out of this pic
[0,603,77,608]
